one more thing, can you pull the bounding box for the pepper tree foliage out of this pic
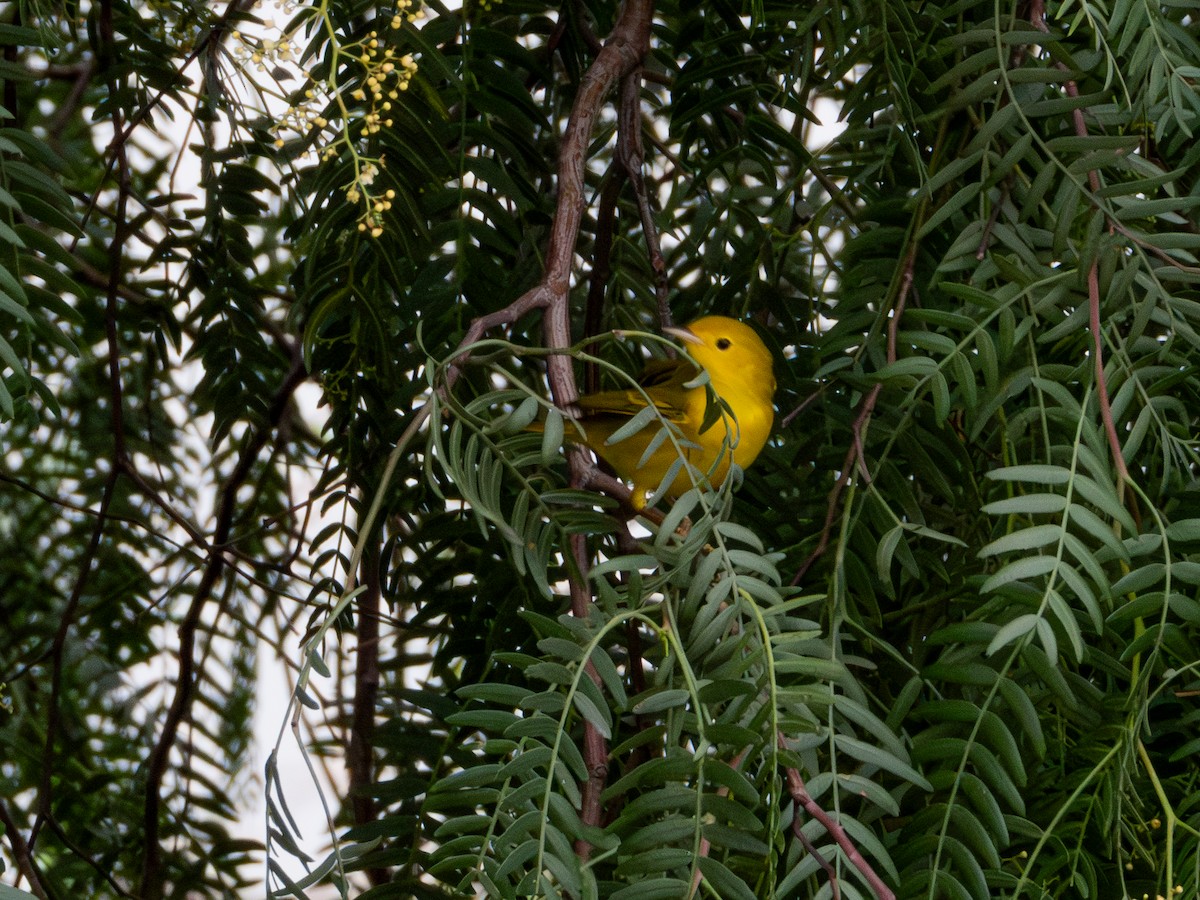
[1,0,1200,897]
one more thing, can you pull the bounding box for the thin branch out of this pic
[687,747,750,899]
[779,731,895,900]
[583,172,622,394]
[440,0,654,860]
[44,813,139,899]
[31,0,132,856]
[44,57,98,140]
[349,541,386,885]
[779,382,827,429]
[445,0,654,454]
[72,0,252,243]
[555,0,654,857]
[568,0,605,57]
[615,68,669,328]
[0,799,49,899]
[792,243,917,584]
[975,178,1011,261]
[0,470,148,530]
[571,532,610,860]
[1087,258,1129,484]
[1029,0,1130,490]
[792,815,839,900]
[140,344,307,899]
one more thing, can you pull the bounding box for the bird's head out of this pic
[663,316,776,403]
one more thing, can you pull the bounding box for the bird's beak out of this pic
[663,324,701,346]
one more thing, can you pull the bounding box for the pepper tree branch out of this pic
[1028,0,1130,489]
[548,0,654,858]
[0,799,48,899]
[139,342,307,900]
[349,541,387,886]
[583,168,621,394]
[580,62,667,396]
[537,0,653,409]
[447,0,654,434]
[31,0,131,858]
[779,734,896,900]
[793,243,917,584]
[615,68,670,328]
[444,0,655,859]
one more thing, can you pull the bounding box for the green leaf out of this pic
[572,690,612,739]
[834,734,933,791]
[986,465,1070,485]
[632,689,691,714]
[696,856,757,900]
[987,614,1038,656]
[979,524,1063,557]
[982,494,1068,516]
[981,555,1061,593]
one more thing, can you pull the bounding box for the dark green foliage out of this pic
[3,0,1200,898]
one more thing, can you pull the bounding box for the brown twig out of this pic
[558,5,654,855]
[0,799,48,899]
[571,532,611,860]
[140,343,307,899]
[43,58,99,140]
[616,68,670,328]
[686,746,751,899]
[444,0,655,410]
[975,178,1011,260]
[44,812,139,899]
[1029,1,1130,490]
[444,0,655,859]
[782,734,897,897]
[792,389,878,585]
[31,0,131,858]
[71,0,252,244]
[792,245,917,584]
[1087,258,1129,484]
[569,0,605,57]
[792,813,839,899]
[349,542,386,885]
[583,173,622,394]
[779,732,895,900]
[0,470,147,531]
[779,382,827,429]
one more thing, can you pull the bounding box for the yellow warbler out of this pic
[548,316,776,508]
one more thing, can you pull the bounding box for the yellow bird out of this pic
[551,316,776,508]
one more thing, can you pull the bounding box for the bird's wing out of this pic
[636,357,691,390]
[576,358,694,423]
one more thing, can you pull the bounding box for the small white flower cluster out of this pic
[230,1,424,237]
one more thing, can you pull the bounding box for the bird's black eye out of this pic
[716,338,732,350]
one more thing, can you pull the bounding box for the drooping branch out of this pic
[449,0,652,372]
[444,0,655,861]
[779,733,896,900]
[615,68,670,329]
[31,0,132,859]
[0,799,48,899]
[534,1,653,402]
[792,240,917,584]
[550,0,654,857]
[1087,258,1129,485]
[140,342,307,899]
[580,61,668,393]
[70,0,251,239]
[349,540,387,886]
[1028,0,1131,493]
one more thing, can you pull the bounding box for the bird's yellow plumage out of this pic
[553,316,776,508]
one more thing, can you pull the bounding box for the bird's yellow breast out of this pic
[570,316,776,506]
